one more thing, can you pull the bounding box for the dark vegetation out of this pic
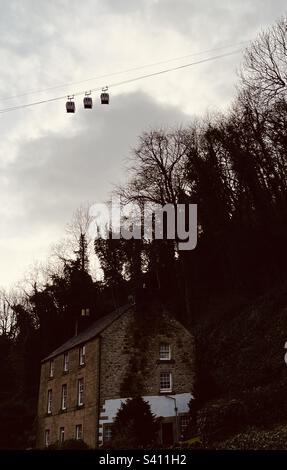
[105,397,159,449]
[1,17,287,448]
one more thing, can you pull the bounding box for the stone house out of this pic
[36,303,195,448]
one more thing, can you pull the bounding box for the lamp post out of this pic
[166,395,179,443]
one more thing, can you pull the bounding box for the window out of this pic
[63,353,69,372]
[81,308,90,317]
[79,345,86,365]
[47,389,52,414]
[76,424,83,440]
[59,427,65,444]
[103,424,113,443]
[160,372,172,393]
[61,384,67,410]
[180,415,190,439]
[44,429,50,447]
[49,360,54,378]
[160,343,171,360]
[78,378,84,406]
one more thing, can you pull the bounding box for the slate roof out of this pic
[42,304,132,362]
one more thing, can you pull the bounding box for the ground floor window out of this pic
[103,423,113,443]
[44,429,50,447]
[179,415,190,439]
[59,426,65,444]
[76,424,83,440]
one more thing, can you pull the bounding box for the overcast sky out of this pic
[0,0,286,288]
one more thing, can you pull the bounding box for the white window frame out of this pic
[160,371,172,393]
[179,414,190,438]
[49,360,54,378]
[59,427,65,444]
[63,353,69,372]
[76,424,83,440]
[160,343,171,361]
[78,378,84,406]
[47,389,52,414]
[103,423,113,443]
[79,345,86,366]
[61,384,67,410]
[44,429,50,447]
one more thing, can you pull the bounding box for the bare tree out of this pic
[118,128,191,206]
[0,289,18,337]
[66,204,93,244]
[241,17,287,106]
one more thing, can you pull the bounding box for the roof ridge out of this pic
[42,304,132,362]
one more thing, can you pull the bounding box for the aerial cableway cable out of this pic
[0,49,243,115]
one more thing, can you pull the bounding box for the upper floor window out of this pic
[78,378,84,406]
[76,424,83,440]
[47,389,52,414]
[61,384,67,410]
[63,353,69,372]
[49,360,54,378]
[160,371,172,393]
[81,308,90,317]
[160,343,171,361]
[44,429,50,447]
[59,427,65,444]
[79,345,86,366]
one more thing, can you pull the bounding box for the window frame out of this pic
[47,389,52,414]
[44,429,50,447]
[78,378,84,406]
[103,423,113,443]
[63,353,69,372]
[59,427,65,444]
[75,424,83,440]
[81,308,90,317]
[159,343,171,361]
[179,414,190,439]
[61,384,67,410]
[79,345,86,366]
[49,359,54,378]
[160,371,172,393]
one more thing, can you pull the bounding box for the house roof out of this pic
[42,304,132,362]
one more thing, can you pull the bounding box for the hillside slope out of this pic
[194,282,287,445]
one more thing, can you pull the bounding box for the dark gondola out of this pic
[66,96,75,113]
[100,87,109,104]
[83,92,93,109]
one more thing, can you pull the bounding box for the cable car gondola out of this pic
[66,96,75,113]
[100,87,109,104]
[83,91,93,109]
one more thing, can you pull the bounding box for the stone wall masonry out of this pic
[36,337,100,448]
[99,306,195,403]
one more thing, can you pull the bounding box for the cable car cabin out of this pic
[66,101,75,113]
[83,96,93,109]
[100,92,109,104]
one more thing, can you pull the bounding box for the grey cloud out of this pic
[100,0,149,14]
[151,0,287,40]
[1,0,286,287]
[3,91,191,235]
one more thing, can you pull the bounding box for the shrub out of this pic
[110,396,159,449]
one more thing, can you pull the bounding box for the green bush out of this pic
[110,396,160,449]
[213,424,287,450]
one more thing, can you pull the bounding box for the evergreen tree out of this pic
[111,397,159,448]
